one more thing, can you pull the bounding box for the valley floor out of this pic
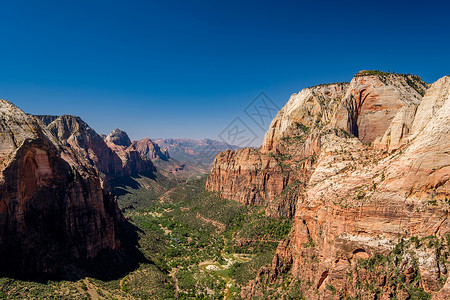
[0,175,292,299]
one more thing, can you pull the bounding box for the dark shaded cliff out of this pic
[0,100,124,279]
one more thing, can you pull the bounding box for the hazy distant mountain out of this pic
[153,138,241,168]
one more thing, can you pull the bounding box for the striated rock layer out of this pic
[0,101,123,278]
[39,115,125,180]
[206,72,450,298]
[207,83,348,217]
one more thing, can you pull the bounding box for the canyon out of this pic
[0,70,448,299]
[153,138,241,175]
[0,101,239,281]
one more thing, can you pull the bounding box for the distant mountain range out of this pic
[152,138,241,173]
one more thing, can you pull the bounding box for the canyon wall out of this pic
[131,137,170,161]
[207,83,348,217]
[206,72,450,298]
[104,129,155,176]
[0,101,123,278]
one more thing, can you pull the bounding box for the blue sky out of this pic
[1,0,449,146]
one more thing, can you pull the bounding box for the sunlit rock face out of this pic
[41,115,125,179]
[0,100,122,278]
[207,73,450,298]
[207,83,347,218]
[104,130,155,175]
[105,128,132,147]
[130,138,170,161]
[333,71,426,144]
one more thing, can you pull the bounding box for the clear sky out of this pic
[1,0,449,146]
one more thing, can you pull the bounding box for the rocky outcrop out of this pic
[411,76,448,135]
[105,128,132,147]
[36,117,157,186]
[207,73,429,218]
[262,78,449,298]
[333,71,426,143]
[206,134,321,218]
[0,100,122,278]
[207,72,450,298]
[262,82,349,153]
[130,138,170,161]
[104,130,155,175]
[42,115,124,181]
[207,83,348,217]
[375,75,449,152]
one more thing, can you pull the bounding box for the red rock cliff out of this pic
[0,100,122,278]
[207,72,450,298]
[206,82,349,217]
[104,129,156,175]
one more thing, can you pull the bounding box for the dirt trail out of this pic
[169,267,180,298]
[196,213,226,231]
[83,278,100,299]
[159,186,179,201]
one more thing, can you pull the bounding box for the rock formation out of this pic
[333,71,426,143]
[207,83,349,217]
[130,138,170,161]
[206,71,450,298]
[37,115,125,181]
[104,130,155,175]
[105,128,132,147]
[0,100,122,278]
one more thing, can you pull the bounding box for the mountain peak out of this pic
[105,128,132,147]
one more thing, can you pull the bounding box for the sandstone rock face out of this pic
[130,138,170,161]
[207,73,450,298]
[207,83,348,217]
[207,73,429,217]
[105,128,132,147]
[373,104,417,152]
[207,132,321,218]
[104,130,155,175]
[375,75,449,152]
[268,79,449,298]
[411,75,449,135]
[333,71,426,144]
[41,115,124,180]
[262,82,349,153]
[106,142,155,176]
[0,100,122,278]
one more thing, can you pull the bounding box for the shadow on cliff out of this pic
[0,222,151,285]
[0,219,151,283]
[110,170,157,196]
[65,219,150,282]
